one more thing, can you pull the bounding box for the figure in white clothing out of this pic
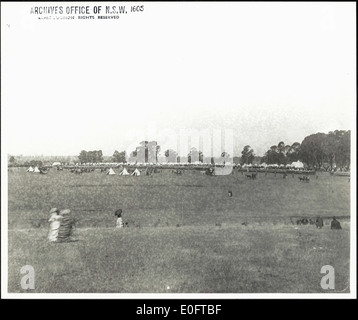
[48,208,63,242]
[115,209,124,228]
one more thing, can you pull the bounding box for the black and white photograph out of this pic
[1,1,356,302]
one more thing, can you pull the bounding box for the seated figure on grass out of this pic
[48,208,75,242]
[331,217,342,230]
[315,216,324,229]
[57,209,76,242]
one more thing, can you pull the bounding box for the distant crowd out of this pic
[296,216,342,230]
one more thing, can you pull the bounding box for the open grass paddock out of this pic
[7,167,351,293]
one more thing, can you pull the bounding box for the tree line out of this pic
[8,130,350,171]
[111,130,350,170]
[259,130,350,170]
[300,130,350,170]
[78,150,104,163]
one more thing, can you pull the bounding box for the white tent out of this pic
[52,162,61,166]
[33,166,40,173]
[131,168,141,176]
[106,168,116,175]
[291,160,304,169]
[268,164,279,168]
[27,166,34,172]
[119,168,130,175]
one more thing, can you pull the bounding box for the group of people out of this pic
[48,205,343,241]
[48,207,125,242]
[296,216,343,230]
[48,208,76,242]
[316,216,342,230]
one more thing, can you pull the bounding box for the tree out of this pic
[95,150,103,163]
[113,150,127,163]
[262,141,301,165]
[9,156,16,165]
[78,150,88,163]
[164,149,178,163]
[78,150,103,163]
[322,133,336,170]
[263,145,278,164]
[87,151,95,163]
[188,148,203,163]
[327,130,350,170]
[276,141,288,165]
[270,145,278,153]
[300,133,327,169]
[240,145,255,165]
[277,152,287,165]
[291,130,350,170]
[337,130,350,169]
[277,141,286,154]
[287,142,301,163]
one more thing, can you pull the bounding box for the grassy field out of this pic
[7,167,351,293]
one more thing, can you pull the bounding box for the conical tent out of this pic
[27,166,34,172]
[106,168,116,175]
[131,168,141,176]
[119,168,129,175]
[33,166,40,173]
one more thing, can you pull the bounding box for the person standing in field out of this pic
[48,208,63,242]
[115,209,124,228]
[57,209,75,242]
[331,217,342,230]
[315,216,324,229]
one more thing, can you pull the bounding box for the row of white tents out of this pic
[242,160,305,169]
[106,168,141,176]
[28,161,305,175]
[27,166,141,176]
[51,160,305,168]
[26,166,41,173]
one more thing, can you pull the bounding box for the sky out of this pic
[1,2,356,157]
